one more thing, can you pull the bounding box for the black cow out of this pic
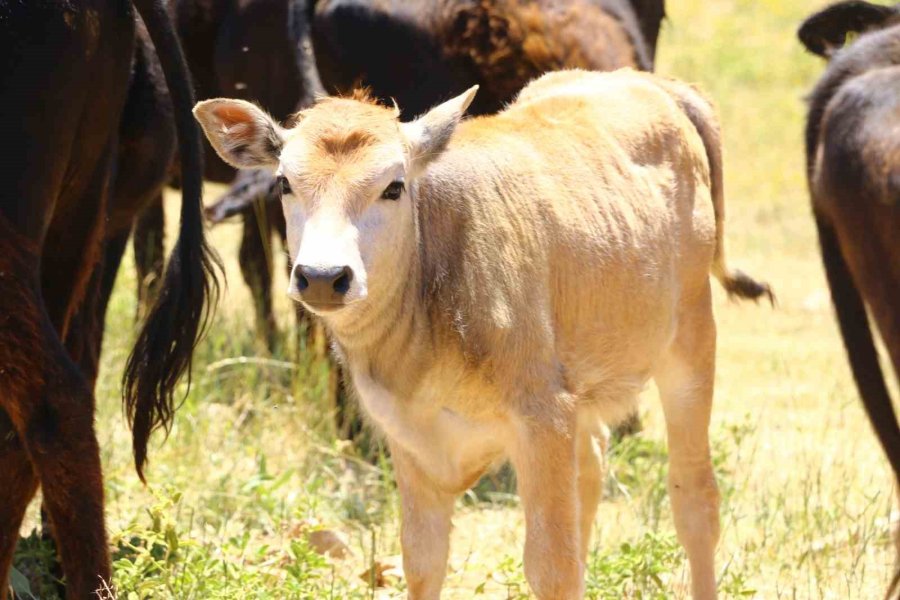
[69,23,179,388]
[160,0,322,349]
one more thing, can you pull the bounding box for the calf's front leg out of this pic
[391,444,455,600]
[511,393,583,599]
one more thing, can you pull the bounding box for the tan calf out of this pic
[194,68,771,600]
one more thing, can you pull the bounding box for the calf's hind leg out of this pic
[654,283,720,600]
[576,407,608,563]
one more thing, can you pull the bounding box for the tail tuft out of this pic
[717,268,775,306]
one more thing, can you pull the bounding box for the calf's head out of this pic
[194,87,477,318]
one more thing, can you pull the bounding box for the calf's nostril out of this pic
[293,265,353,302]
[333,268,352,295]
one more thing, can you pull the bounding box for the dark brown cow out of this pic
[160,0,322,349]
[68,24,178,388]
[73,0,318,357]
[26,29,180,598]
[0,0,218,596]
[312,0,663,117]
[799,5,900,594]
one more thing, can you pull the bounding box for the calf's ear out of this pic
[798,1,898,58]
[401,86,478,172]
[193,99,286,169]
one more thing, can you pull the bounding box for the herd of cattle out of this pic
[0,0,897,598]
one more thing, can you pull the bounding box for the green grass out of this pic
[12,0,900,598]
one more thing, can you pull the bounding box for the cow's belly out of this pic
[553,255,682,424]
[351,368,510,493]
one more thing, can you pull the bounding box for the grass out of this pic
[11,0,900,597]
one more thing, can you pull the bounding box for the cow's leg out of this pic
[391,444,454,600]
[71,228,131,381]
[0,235,36,600]
[133,193,165,320]
[0,229,109,598]
[97,230,131,339]
[64,234,116,388]
[35,230,130,598]
[576,407,608,563]
[15,343,108,598]
[654,282,720,600]
[0,411,38,600]
[5,304,109,598]
[39,503,66,599]
[512,393,583,600]
[240,205,277,350]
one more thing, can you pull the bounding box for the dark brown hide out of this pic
[0,0,217,595]
[0,2,134,594]
[801,15,900,594]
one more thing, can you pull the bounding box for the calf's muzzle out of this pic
[290,264,353,306]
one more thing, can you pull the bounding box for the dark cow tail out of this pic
[815,213,900,479]
[126,0,221,481]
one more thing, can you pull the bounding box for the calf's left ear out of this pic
[193,99,286,169]
[402,85,478,172]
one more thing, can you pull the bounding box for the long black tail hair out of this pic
[126,0,221,481]
[815,213,900,478]
[815,214,900,600]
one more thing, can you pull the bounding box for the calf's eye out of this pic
[381,180,404,201]
[278,175,292,196]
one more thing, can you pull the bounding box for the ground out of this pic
[12,0,900,598]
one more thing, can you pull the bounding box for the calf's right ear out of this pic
[401,85,478,173]
[193,99,286,169]
[798,0,898,58]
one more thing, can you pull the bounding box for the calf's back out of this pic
[404,70,718,421]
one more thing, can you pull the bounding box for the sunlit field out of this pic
[12,0,899,598]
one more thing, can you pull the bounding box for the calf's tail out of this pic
[659,77,774,304]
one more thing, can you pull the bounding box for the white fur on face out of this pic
[280,156,413,317]
[285,202,369,307]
